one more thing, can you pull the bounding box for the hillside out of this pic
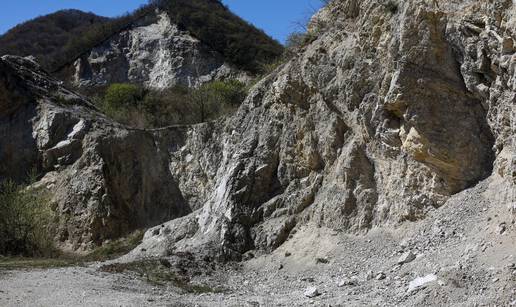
[0,1,283,76]
[151,0,284,73]
[0,10,109,70]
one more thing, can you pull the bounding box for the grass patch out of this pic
[100,260,224,293]
[0,257,82,270]
[0,230,144,271]
[83,230,144,262]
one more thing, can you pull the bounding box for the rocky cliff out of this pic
[0,0,514,258]
[131,0,516,260]
[0,55,193,250]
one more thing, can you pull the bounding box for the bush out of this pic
[98,83,147,128]
[285,32,307,51]
[191,80,247,122]
[0,181,57,257]
[104,83,145,108]
[96,80,247,128]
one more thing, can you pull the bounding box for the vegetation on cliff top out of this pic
[93,79,247,128]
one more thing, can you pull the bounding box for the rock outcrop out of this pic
[133,0,515,260]
[0,0,514,257]
[0,55,192,250]
[58,11,248,89]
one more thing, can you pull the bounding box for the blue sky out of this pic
[0,0,323,44]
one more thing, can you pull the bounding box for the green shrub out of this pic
[97,80,247,128]
[141,85,193,126]
[191,80,247,122]
[0,181,57,257]
[103,83,145,109]
[98,83,147,128]
[202,80,247,107]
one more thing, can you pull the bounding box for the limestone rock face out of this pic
[1,0,515,258]
[0,55,192,250]
[61,12,247,89]
[134,0,515,260]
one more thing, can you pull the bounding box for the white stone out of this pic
[304,286,320,298]
[408,274,438,292]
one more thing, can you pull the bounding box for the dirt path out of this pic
[0,266,170,307]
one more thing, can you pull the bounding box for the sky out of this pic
[0,0,324,44]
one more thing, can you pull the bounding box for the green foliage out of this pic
[0,181,57,257]
[96,80,247,128]
[191,80,247,122]
[104,83,145,108]
[0,257,81,270]
[98,83,147,128]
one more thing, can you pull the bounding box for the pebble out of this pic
[337,277,358,287]
[397,251,416,265]
[316,258,329,264]
[304,286,320,298]
[366,270,374,280]
[375,272,386,280]
[497,223,507,235]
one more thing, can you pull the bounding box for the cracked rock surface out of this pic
[130,0,515,260]
[0,0,515,305]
